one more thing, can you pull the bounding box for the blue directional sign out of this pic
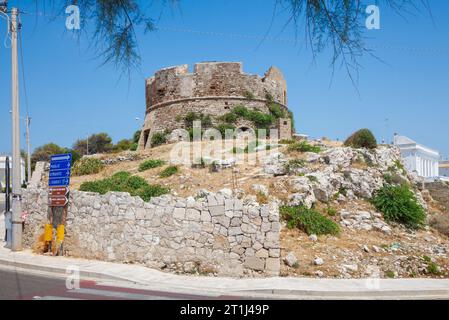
[49,178,70,187]
[48,153,72,187]
[49,169,71,178]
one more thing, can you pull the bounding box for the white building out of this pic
[0,155,26,188]
[393,135,439,179]
[439,160,449,181]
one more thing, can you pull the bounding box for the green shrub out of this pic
[151,132,167,147]
[265,92,274,102]
[159,165,179,178]
[326,206,337,216]
[183,112,212,128]
[232,105,249,117]
[385,270,395,278]
[79,171,169,201]
[279,139,295,144]
[243,90,255,99]
[427,262,440,275]
[288,141,321,153]
[129,143,138,151]
[125,175,148,190]
[280,206,340,236]
[268,103,286,118]
[220,112,238,124]
[138,185,170,202]
[72,158,104,176]
[307,175,318,183]
[344,129,377,149]
[217,123,236,137]
[372,184,426,229]
[138,159,166,172]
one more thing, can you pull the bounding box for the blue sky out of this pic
[0,0,448,157]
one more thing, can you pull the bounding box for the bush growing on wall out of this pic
[372,184,426,229]
[72,158,104,176]
[344,129,377,149]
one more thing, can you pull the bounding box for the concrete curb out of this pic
[2,246,449,299]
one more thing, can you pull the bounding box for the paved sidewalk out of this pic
[1,245,449,299]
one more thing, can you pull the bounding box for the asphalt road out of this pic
[0,268,237,300]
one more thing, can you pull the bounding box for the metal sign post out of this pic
[4,157,11,248]
[46,153,72,256]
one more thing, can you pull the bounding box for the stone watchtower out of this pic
[137,62,294,150]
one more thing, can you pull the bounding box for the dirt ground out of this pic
[68,140,449,279]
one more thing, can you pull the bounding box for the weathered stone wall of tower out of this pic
[138,62,291,150]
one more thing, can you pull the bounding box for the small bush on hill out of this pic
[280,205,340,235]
[159,165,179,178]
[129,143,138,151]
[372,184,426,229]
[79,171,169,201]
[344,129,377,149]
[72,158,104,176]
[287,141,321,153]
[138,159,166,172]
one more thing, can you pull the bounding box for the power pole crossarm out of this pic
[11,7,22,251]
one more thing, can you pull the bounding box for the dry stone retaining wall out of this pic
[22,188,281,277]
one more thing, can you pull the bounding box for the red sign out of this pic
[49,196,68,207]
[49,187,69,197]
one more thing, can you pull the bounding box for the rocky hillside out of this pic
[64,139,449,278]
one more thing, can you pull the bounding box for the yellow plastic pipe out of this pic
[56,225,65,242]
[44,224,53,242]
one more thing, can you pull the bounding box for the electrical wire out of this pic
[0,11,11,48]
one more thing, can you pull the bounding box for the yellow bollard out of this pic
[44,224,53,242]
[56,225,65,243]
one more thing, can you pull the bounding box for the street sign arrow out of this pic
[49,170,71,178]
[49,178,70,187]
[49,195,68,207]
[49,186,69,196]
[51,154,72,162]
[50,162,71,170]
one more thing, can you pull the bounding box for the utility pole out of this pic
[11,7,22,251]
[25,115,31,183]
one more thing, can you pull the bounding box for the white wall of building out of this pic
[394,135,440,179]
[0,156,26,187]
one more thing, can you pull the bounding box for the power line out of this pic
[16,9,449,56]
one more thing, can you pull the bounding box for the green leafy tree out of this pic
[31,143,66,167]
[73,133,113,155]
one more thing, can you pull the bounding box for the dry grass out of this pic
[430,214,449,237]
